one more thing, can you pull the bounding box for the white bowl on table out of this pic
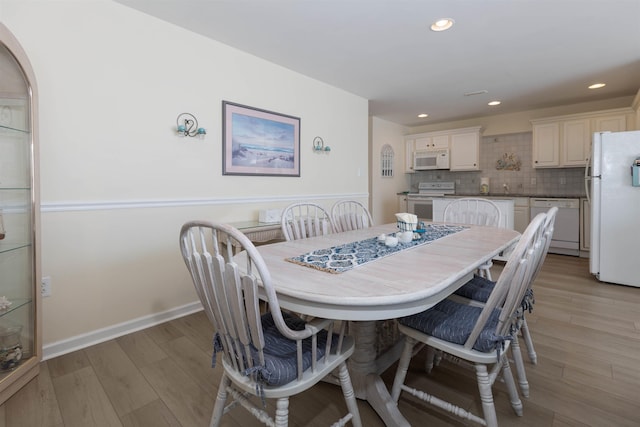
[397,231,413,244]
[384,236,398,247]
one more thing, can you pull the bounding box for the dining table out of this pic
[234,222,520,427]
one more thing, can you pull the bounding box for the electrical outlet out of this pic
[531,177,537,185]
[41,276,52,297]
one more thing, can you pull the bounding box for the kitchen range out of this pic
[406,181,455,221]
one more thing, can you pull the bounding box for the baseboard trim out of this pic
[42,301,204,361]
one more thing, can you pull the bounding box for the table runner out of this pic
[286,224,467,274]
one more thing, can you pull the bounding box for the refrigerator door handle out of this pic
[584,157,592,204]
[584,156,601,204]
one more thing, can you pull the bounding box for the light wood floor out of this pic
[1,254,639,426]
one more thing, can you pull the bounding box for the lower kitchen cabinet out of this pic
[512,197,530,234]
[465,196,528,232]
[433,198,514,229]
[397,193,408,213]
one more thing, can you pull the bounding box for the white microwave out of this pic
[413,149,450,170]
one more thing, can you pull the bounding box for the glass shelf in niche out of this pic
[0,187,32,192]
[0,135,32,188]
[0,99,29,135]
[0,124,28,134]
[0,195,33,245]
[0,242,31,255]
[0,298,31,320]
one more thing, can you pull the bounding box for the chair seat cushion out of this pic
[248,311,329,387]
[455,274,536,313]
[454,274,495,302]
[398,299,504,353]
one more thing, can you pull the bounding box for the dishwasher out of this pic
[530,198,580,256]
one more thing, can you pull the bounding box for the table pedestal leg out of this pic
[348,321,410,427]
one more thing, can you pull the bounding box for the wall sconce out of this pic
[176,113,206,139]
[312,136,331,153]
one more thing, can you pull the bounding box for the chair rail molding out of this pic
[40,193,369,212]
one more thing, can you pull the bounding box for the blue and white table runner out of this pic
[286,224,467,274]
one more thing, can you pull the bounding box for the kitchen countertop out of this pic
[451,193,585,199]
[399,191,586,199]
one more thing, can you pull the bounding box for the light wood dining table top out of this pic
[236,223,520,321]
[233,222,519,426]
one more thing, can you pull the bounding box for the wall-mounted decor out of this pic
[312,136,331,153]
[496,152,521,171]
[176,112,206,138]
[381,144,394,177]
[222,101,300,176]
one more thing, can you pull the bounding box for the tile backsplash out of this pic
[410,132,586,197]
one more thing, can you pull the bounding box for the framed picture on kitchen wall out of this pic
[222,101,301,177]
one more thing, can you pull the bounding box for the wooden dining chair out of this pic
[440,208,558,397]
[454,206,558,364]
[179,221,362,427]
[331,200,373,232]
[442,207,556,399]
[390,212,548,427]
[519,206,557,362]
[281,202,335,241]
[443,197,502,280]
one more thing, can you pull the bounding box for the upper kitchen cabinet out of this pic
[562,118,591,167]
[532,122,561,167]
[0,24,41,404]
[403,138,416,173]
[593,114,626,133]
[404,126,482,173]
[531,108,631,168]
[415,134,449,150]
[449,128,481,171]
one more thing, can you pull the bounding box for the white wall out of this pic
[369,117,408,225]
[1,0,369,356]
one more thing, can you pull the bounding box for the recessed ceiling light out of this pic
[431,18,454,32]
[588,83,606,89]
[488,101,501,106]
[418,113,429,118]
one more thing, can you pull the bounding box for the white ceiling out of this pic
[115,0,640,127]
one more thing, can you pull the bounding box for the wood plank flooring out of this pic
[1,254,639,426]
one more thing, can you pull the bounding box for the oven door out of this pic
[407,196,434,221]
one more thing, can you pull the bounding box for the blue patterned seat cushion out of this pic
[243,311,329,387]
[454,274,495,302]
[455,275,536,313]
[398,299,504,353]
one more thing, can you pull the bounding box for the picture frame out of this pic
[222,101,301,177]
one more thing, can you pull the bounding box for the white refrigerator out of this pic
[587,131,640,287]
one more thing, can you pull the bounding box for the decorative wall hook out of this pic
[176,113,206,139]
[313,136,331,153]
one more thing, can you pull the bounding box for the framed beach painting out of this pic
[222,101,301,176]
